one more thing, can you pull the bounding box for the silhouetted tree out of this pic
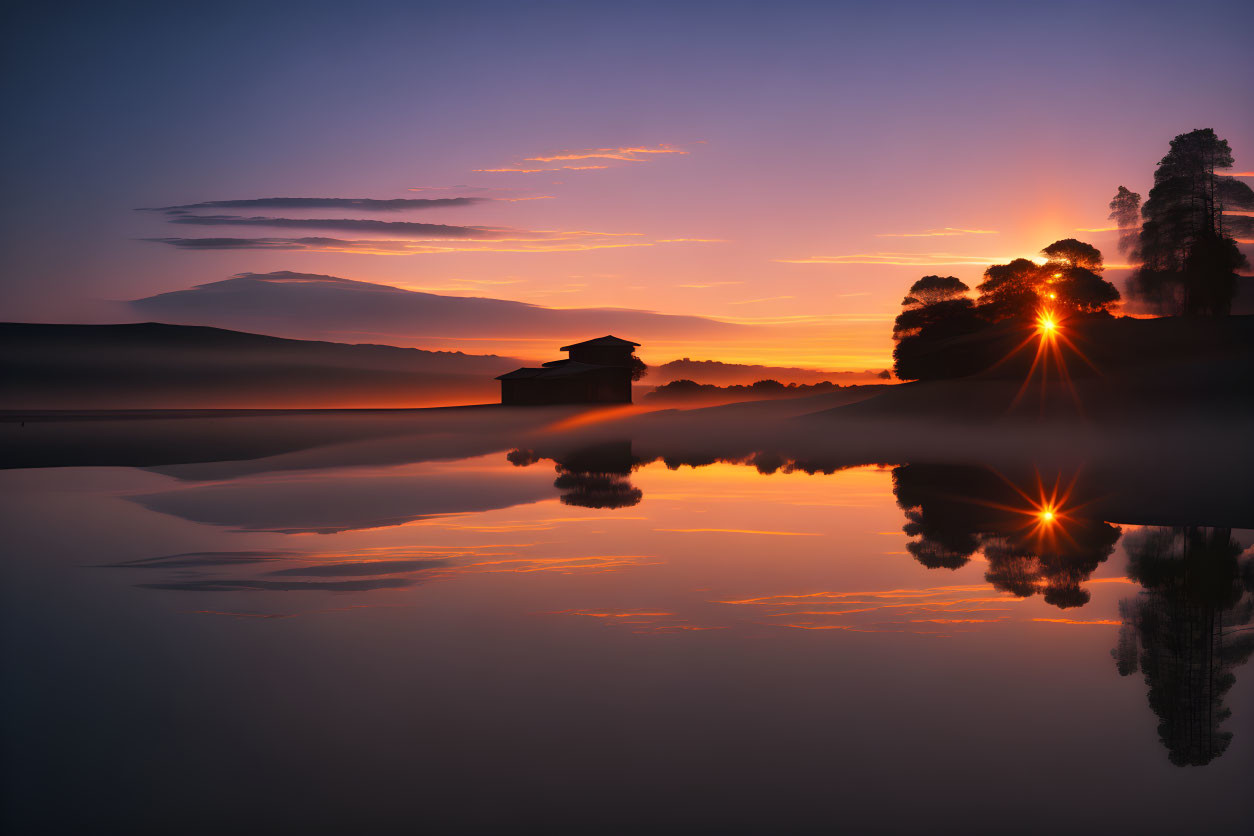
[628,353,648,381]
[901,275,971,307]
[1108,185,1142,258]
[1181,232,1245,317]
[1042,238,1104,271]
[976,258,1042,322]
[977,241,1118,320]
[1041,239,1120,315]
[1113,527,1254,766]
[1128,129,1254,315]
[892,276,986,381]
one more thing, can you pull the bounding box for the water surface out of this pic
[2,415,1251,834]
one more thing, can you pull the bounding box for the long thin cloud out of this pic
[875,227,998,238]
[525,144,688,162]
[164,214,499,237]
[139,197,487,212]
[146,235,717,255]
[777,252,1025,266]
[477,143,688,174]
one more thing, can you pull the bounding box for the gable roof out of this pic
[495,367,548,380]
[496,361,622,381]
[560,335,640,351]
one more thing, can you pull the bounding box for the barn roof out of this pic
[560,335,640,351]
[495,367,547,380]
[496,361,618,380]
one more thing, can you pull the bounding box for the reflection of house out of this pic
[497,336,639,405]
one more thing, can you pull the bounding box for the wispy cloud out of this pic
[875,227,998,238]
[777,252,1022,266]
[476,143,688,174]
[163,214,499,237]
[139,197,487,213]
[147,233,715,255]
[405,185,553,200]
[524,144,688,163]
[474,165,613,173]
[728,296,795,305]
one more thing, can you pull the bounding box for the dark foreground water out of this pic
[2,414,1251,834]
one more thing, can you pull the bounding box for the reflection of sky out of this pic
[3,454,1252,831]
[3,1,1252,368]
[126,457,1146,630]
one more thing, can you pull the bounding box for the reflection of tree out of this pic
[1113,527,1254,766]
[891,464,1120,607]
[508,442,643,509]
[892,464,990,569]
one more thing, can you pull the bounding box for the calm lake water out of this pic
[2,417,1251,834]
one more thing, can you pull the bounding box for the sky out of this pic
[2,0,1252,368]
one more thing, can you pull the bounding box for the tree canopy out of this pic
[892,239,1118,381]
[891,276,985,381]
[1127,128,1253,315]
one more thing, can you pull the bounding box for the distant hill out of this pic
[128,271,745,345]
[0,322,523,408]
[654,358,890,385]
[645,379,888,406]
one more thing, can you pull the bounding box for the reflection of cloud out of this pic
[132,469,555,534]
[460,555,661,574]
[190,604,412,619]
[655,528,821,536]
[542,610,674,618]
[140,578,417,592]
[718,584,1029,633]
[266,558,450,577]
[110,546,499,596]
[538,607,726,634]
[98,550,297,568]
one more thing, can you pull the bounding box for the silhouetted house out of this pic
[497,336,639,405]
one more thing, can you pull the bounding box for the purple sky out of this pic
[2,0,1251,367]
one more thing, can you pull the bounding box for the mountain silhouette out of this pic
[1,322,524,409]
[128,271,745,345]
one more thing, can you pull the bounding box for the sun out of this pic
[1036,311,1058,336]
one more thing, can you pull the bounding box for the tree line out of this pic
[892,128,1251,381]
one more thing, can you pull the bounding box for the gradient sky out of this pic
[2,0,1252,368]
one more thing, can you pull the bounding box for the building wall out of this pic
[500,368,631,405]
[567,346,634,367]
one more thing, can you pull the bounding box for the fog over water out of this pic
[2,407,1251,834]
